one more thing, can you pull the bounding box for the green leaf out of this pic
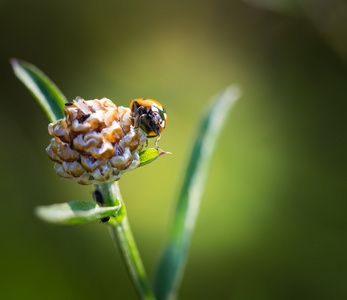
[139,148,171,167]
[154,86,241,300]
[35,200,121,225]
[11,58,67,123]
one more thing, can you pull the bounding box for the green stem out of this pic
[96,182,156,300]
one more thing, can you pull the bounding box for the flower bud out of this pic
[46,97,146,185]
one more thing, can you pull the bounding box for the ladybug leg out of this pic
[134,105,144,115]
[130,106,145,127]
[132,106,145,126]
[136,114,145,129]
[154,133,161,149]
[134,114,149,147]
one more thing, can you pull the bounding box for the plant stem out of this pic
[96,182,156,300]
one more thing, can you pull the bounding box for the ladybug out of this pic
[130,98,167,148]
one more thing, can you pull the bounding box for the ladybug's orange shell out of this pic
[130,98,163,109]
[145,130,158,137]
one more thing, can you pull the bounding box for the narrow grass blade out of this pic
[35,201,121,225]
[139,148,171,167]
[11,58,67,122]
[154,86,241,300]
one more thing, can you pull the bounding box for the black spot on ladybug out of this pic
[65,102,73,106]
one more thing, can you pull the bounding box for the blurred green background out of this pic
[1,0,347,299]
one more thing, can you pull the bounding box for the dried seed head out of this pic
[46,97,146,185]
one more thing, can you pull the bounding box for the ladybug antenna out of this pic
[155,133,161,149]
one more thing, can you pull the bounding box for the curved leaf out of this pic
[11,58,67,122]
[154,85,241,300]
[139,148,171,167]
[35,200,121,225]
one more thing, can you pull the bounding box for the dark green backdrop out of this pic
[1,0,346,299]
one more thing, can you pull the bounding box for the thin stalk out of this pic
[96,182,156,300]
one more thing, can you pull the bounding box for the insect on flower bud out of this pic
[46,97,146,185]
